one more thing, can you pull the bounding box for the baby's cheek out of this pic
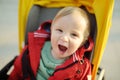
[69,45,77,53]
[74,42,81,50]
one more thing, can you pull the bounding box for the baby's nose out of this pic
[60,35,68,42]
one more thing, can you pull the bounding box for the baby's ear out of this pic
[80,37,88,47]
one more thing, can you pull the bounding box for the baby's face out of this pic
[51,11,88,59]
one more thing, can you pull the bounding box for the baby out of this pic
[8,6,93,80]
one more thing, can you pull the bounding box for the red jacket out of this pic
[8,21,93,80]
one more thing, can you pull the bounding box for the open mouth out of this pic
[58,44,67,53]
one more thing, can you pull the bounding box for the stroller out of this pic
[0,0,114,80]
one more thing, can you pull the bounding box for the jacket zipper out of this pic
[52,61,78,76]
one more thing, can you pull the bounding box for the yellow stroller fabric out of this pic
[18,0,114,79]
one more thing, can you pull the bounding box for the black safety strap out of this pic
[22,47,36,80]
[0,56,17,80]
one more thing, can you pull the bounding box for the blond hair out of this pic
[52,6,90,43]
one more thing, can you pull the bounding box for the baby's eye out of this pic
[56,29,63,32]
[71,33,78,37]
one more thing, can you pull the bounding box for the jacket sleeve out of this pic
[8,66,22,80]
[8,46,28,80]
[8,57,22,80]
